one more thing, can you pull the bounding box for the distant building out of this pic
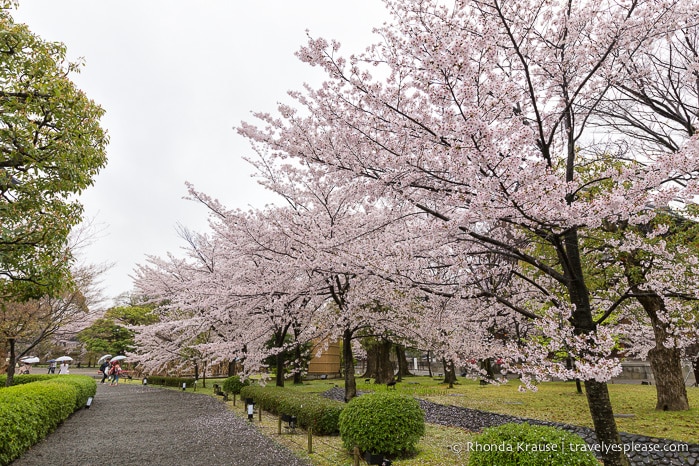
[307,339,341,379]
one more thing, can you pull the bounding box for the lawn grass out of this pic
[423,379,698,444]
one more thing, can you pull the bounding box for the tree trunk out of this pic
[342,328,356,402]
[563,228,629,466]
[273,327,289,388]
[625,257,689,410]
[480,358,494,384]
[227,360,237,377]
[293,343,303,385]
[566,357,583,394]
[646,306,689,410]
[361,341,378,379]
[275,351,285,387]
[5,338,16,387]
[585,380,630,466]
[442,358,457,388]
[648,344,689,410]
[395,345,412,381]
[426,350,433,377]
[374,340,395,384]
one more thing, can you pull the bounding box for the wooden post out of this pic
[353,446,360,466]
[308,426,313,454]
[278,415,282,435]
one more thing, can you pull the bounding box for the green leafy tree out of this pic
[0,3,108,301]
[77,318,133,356]
[106,305,159,327]
[77,305,157,357]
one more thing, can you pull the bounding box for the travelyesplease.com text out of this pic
[450,441,689,455]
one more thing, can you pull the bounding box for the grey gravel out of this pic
[12,382,310,466]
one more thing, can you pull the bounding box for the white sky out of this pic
[13,1,390,304]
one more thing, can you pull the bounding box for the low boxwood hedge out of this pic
[240,385,343,435]
[0,375,96,466]
[0,374,54,386]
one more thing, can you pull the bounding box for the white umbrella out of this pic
[98,354,112,364]
[20,356,40,364]
[110,355,127,362]
[55,356,73,362]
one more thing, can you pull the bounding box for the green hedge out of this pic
[0,374,55,386]
[339,392,425,457]
[221,375,249,395]
[0,375,96,465]
[144,375,197,388]
[468,423,599,466]
[44,376,96,410]
[240,385,344,435]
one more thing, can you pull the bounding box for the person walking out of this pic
[99,360,110,384]
[48,361,56,374]
[109,361,122,386]
[58,362,69,374]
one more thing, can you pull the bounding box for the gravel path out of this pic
[12,382,309,466]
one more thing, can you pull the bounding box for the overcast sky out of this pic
[13,1,390,304]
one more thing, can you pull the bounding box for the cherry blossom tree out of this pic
[132,194,327,385]
[239,2,699,464]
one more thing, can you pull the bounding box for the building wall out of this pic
[307,339,341,376]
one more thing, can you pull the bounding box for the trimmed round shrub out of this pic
[339,392,425,457]
[468,422,598,466]
[222,375,250,395]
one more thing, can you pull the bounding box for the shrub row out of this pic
[145,375,197,388]
[0,374,54,386]
[239,385,343,435]
[0,375,96,466]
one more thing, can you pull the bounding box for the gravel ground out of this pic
[12,381,310,466]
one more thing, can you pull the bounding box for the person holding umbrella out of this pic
[47,360,56,374]
[109,359,122,386]
[19,357,39,374]
[99,359,110,384]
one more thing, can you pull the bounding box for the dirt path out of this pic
[12,380,309,466]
